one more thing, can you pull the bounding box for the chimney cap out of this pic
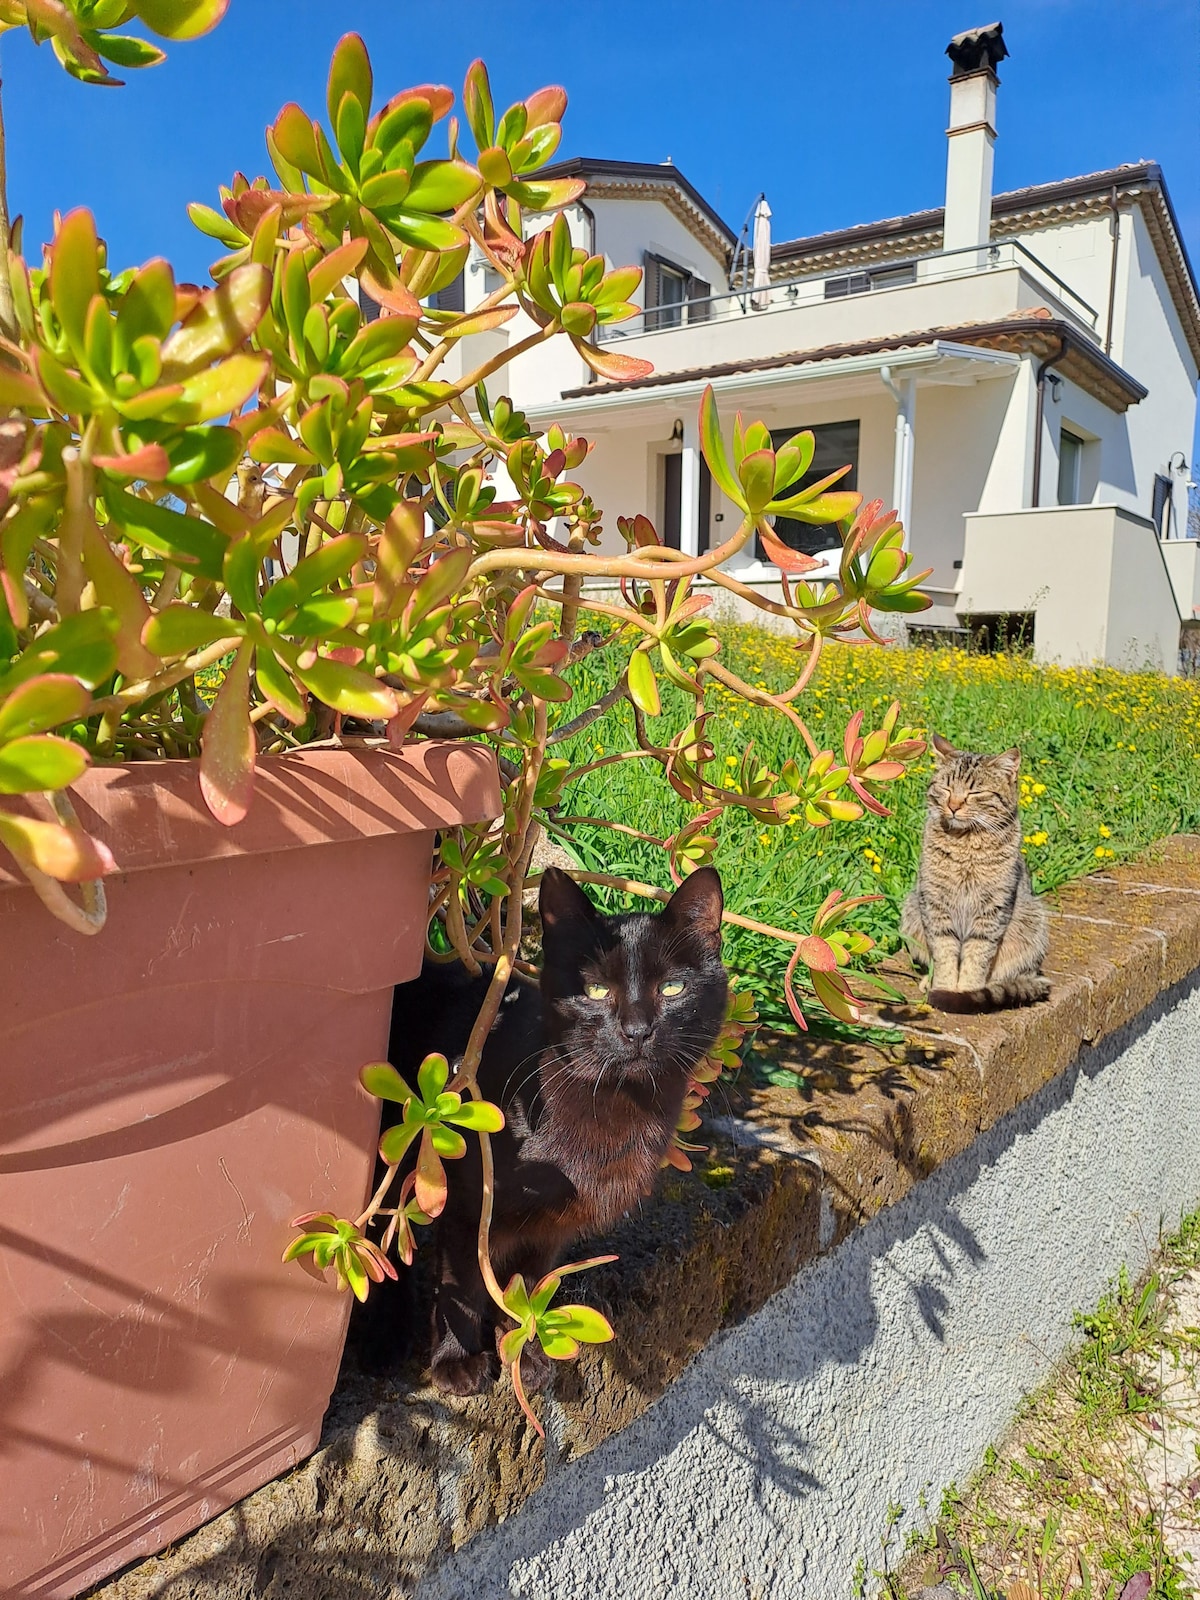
[946,21,1008,77]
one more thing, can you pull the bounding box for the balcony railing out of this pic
[598,238,1099,343]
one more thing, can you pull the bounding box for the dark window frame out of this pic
[644,252,710,330]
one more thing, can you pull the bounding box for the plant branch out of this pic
[547,676,629,745]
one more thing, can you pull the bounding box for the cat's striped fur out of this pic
[900,734,1050,1012]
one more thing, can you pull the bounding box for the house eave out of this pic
[558,317,1145,414]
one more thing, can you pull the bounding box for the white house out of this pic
[445,22,1200,671]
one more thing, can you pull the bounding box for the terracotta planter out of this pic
[0,744,499,1599]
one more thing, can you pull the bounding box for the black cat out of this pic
[375,865,728,1396]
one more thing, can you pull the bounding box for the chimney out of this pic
[943,21,1008,253]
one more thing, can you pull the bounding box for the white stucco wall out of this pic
[959,504,1181,671]
[1111,206,1199,537]
[418,974,1200,1600]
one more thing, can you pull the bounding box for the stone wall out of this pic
[90,838,1200,1600]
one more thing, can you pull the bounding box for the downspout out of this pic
[1104,185,1120,356]
[1030,335,1068,508]
[880,363,914,550]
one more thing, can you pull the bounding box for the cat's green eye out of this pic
[585,983,609,1000]
[660,980,686,997]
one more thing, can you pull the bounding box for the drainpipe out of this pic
[1030,336,1068,508]
[880,364,914,550]
[1104,185,1120,356]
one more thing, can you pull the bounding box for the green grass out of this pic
[553,628,1200,1029]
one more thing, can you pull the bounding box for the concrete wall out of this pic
[958,503,1182,671]
[419,973,1200,1600]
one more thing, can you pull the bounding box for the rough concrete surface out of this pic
[85,841,1200,1600]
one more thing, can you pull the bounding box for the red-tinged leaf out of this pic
[0,675,90,742]
[79,517,158,679]
[359,1061,412,1103]
[0,363,47,413]
[271,103,323,177]
[359,269,422,322]
[308,237,370,304]
[0,810,115,882]
[93,440,171,481]
[199,640,256,827]
[385,691,428,749]
[783,944,810,1032]
[843,709,864,764]
[436,305,518,340]
[757,522,823,576]
[798,935,839,973]
[859,760,905,781]
[812,968,860,1024]
[847,776,892,818]
[160,266,272,377]
[49,209,100,355]
[1118,1576,1153,1600]
[573,339,654,384]
[414,1133,447,1218]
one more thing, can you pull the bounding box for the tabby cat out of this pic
[900,734,1050,1012]
[378,865,728,1396]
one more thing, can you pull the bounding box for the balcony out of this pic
[596,238,1100,379]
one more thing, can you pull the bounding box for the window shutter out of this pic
[687,277,711,324]
[433,271,465,313]
[643,252,662,329]
[360,288,382,323]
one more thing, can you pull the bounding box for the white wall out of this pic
[959,504,1181,671]
[1111,206,1199,538]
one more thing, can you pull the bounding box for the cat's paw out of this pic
[431,1349,500,1396]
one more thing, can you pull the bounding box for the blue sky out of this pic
[5,0,1197,285]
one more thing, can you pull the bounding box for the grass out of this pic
[553,628,1200,1030]
[884,1209,1200,1599]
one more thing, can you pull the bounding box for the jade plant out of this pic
[0,18,930,1427]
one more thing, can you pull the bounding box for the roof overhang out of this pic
[555,316,1146,416]
[531,341,1017,426]
[535,158,735,265]
[769,164,1200,373]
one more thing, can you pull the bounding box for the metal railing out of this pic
[598,237,1099,342]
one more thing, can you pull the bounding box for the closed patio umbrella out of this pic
[752,194,772,309]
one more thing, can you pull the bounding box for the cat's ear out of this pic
[996,746,1021,776]
[539,867,598,933]
[663,866,724,948]
[931,733,959,762]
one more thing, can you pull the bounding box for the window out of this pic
[824,262,916,300]
[644,254,710,330]
[482,264,505,297]
[1057,429,1084,506]
[432,272,465,314]
[756,420,860,559]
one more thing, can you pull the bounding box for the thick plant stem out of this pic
[0,74,16,344]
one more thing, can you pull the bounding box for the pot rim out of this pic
[0,741,500,888]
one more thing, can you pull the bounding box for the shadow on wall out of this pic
[98,972,1200,1600]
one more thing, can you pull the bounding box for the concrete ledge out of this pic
[89,838,1200,1600]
